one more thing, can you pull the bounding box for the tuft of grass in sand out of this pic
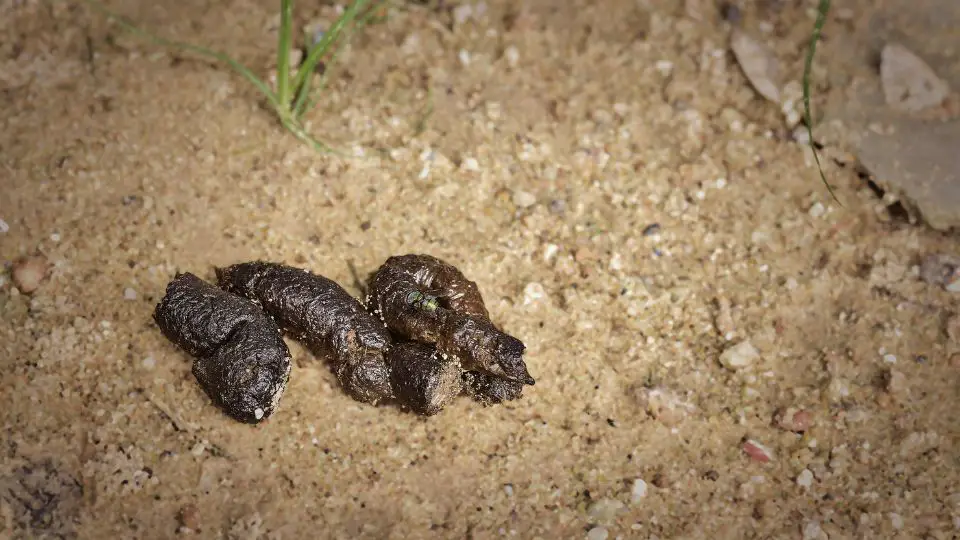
[82,0,386,154]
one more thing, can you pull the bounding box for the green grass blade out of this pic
[80,0,280,108]
[291,0,373,97]
[802,0,842,206]
[292,0,385,119]
[277,0,294,107]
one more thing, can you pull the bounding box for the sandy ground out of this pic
[2,0,959,539]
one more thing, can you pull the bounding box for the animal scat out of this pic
[368,254,535,387]
[380,253,490,317]
[214,261,395,405]
[463,371,525,405]
[152,272,291,424]
[386,341,463,415]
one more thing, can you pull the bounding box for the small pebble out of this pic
[889,512,904,530]
[461,157,480,171]
[775,407,814,432]
[512,190,537,208]
[808,202,826,218]
[883,353,897,364]
[124,287,138,300]
[504,46,519,68]
[802,520,826,540]
[178,503,200,531]
[0,218,9,233]
[586,526,609,540]
[12,255,48,294]
[142,356,155,369]
[796,468,814,488]
[522,282,546,305]
[631,479,648,503]
[730,29,781,104]
[719,340,760,370]
[742,439,774,463]
[50,232,61,242]
[503,484,514,497]
[548,199,566,214]
[587,498,624,524]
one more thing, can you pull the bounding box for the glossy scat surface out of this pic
[216,261,394,404]
[152,272,291,424]
[154,255,532,420]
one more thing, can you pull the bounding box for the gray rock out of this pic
[858,119,960,231]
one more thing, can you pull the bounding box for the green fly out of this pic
[405,290,440,312]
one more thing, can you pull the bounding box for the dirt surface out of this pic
[2,0,959,539]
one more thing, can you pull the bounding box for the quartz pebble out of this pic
[796,468,814,488]
[719,340,760,370]
[124,287,138,300]
[512,190,537,208]
[631,478,648,503]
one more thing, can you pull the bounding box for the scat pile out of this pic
[153,254,535,423]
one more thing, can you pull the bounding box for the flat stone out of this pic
[881,43,950,112]
[858,119,960,231]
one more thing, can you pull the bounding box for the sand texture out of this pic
[1,1,958,539]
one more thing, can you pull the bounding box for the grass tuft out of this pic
[802,0,842,205]
[81,0,386,154]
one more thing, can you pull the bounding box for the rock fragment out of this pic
[881,43,950,112]
[730,30,781,103]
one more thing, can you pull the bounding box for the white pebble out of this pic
[719,340,760,370]
[254,408,264,420]
[0,218,8,233]
[808,202,825,218]
[50,232,61,242]
[586,526,608,540]
[889,512,903,530]
[512,190,536,208]
[883,354,897,364]
[461,157,480,171]
[142,356,155,369]
[458,49,471,66]
[190,441,207,456]
[124,287,138,300]
[802,520,825,540]
[503,484,514,497]
[796,468,814,488]
[522,282,546,305]
[608,253,623,271]
[543,243,559,262]
[504,45,519,67]
[715,177,727,189]
[655,60,673,75]
[631,478,648,503]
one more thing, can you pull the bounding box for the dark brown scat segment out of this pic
[387,253,490,318]
[369,255,535,388]
[152,272,291,424]
[215,261,394,404]
[437,310,535,386]
[463,371,524,405]
[387,341,463,416]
